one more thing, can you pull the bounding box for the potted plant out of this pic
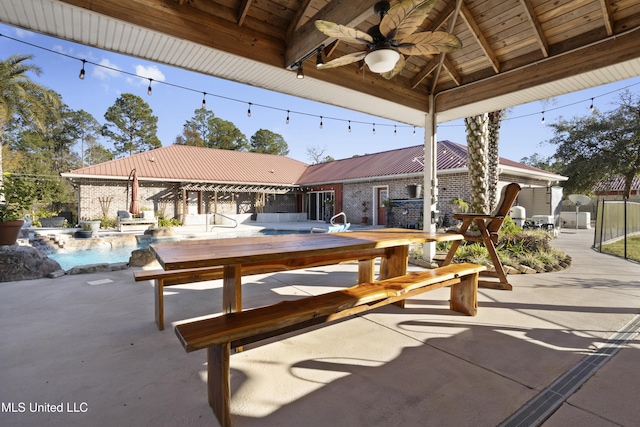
[79,219,101,233]
[450,197,469,214]
[361,201,369,224]
[382,198,395,226]
[76,222,95,238]
[0,176,36,245]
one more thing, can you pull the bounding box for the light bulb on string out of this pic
[319,116,323,129]
[348,120,351,133]
[147,79,153,95]
[372,123,376,134]
[202,92,207,108]
[79,59,86,80]
[413,126,416,136]
[590,98,594,112]
[286,110,290,124]
[541,111,545,124]
[247,103,252,117]
[394,125,397,136]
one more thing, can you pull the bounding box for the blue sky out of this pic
[2,22,639,165]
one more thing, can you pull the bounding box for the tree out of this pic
[465,113,489,213]
[102,93,161,157]
[71,109,102,166]
[175,108,248,150]
[306,145,333,164]
[0,54,60,184]
[9,100,79,204]
[249,129,289,155]
[548,90,640,198]
[520,153,559,172]
[487,110,503,211]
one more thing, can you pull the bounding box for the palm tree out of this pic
[465,113,489,214]
[0,54,60,183]
[487,110,503,211]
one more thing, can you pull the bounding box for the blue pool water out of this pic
[48,229,309,270]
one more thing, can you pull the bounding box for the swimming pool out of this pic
[47,229,310,270]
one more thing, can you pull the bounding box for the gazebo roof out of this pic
[1,0,639,126]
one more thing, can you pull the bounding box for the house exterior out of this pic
[62,141,566,227]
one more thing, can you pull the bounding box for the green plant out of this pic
[158,217,181,227]
[0,176,36,222]
[100,218,117,229]
[450,197,469,213]
[499,216,521,236]
[81,223,93,231]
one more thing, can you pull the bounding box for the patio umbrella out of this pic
[129,169,140,215]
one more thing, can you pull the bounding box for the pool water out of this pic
[47,229,309,270]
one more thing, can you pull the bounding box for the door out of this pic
[376,187,388,225]
[187,191,200,215]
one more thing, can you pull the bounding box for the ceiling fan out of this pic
[314,0,462,79]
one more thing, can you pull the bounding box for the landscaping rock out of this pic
[144,227,174,237]
[0,244,61,282]
[129,247,160,267]
[66,263,110,275]
[518,265,537,274]
[504,265,520,274]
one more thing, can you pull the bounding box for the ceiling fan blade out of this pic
[315,20,374,46]
[380,55,406,80]
[380,0,436,41]
[317,51,367,69]
[397,32,462,56]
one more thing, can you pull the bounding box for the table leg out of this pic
[222,264,242,314]
[380,245,408,308]
[357,259,374,284]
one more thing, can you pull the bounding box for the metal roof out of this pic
[61,145,308,187]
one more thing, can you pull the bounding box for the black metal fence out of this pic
[593,199,640,258]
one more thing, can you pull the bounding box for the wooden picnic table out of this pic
[149,228,463,315]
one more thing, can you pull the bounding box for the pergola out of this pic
[2,0,639,229]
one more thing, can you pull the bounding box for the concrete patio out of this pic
[1,228,639,426]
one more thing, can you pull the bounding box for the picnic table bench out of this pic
[175,262,485,427]
[134,247,390,330]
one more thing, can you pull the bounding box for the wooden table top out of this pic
[150,229,463,271]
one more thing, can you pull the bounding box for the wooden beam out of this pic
[286,0,313,39]
[598,0,614,36]
[411,57,440,89]
[459,3,500,73]
[237,0,252,26]
[430,0,463,94]
[425,1,455,32]
[57,0,285,67]
[519,0,549,57]
[285,0,378,67]
[442,56,461,86]
[435,29,640,113]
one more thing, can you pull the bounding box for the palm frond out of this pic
[380,55,406,79]
[380,0,436,40]
[317,52,367,69]
[397,32,462,56]
[315,21,373,46]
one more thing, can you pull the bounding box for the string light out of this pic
[413,126,416,136]
[78,59,85,80]
[372,123,376,134]
[286,110,290,124]
[590,98,594,112]
[1,32,432,137]
[541,111,545,124]
[319,116,323,129]
[394,125,397,136]
[202,92,207,108]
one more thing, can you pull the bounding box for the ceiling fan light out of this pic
[364,49,400,73]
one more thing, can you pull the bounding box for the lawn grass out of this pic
[600,235,640,263]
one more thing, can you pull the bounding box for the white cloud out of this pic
[135,64,165,81]
[14,28,35,38]
[93,58,121,80]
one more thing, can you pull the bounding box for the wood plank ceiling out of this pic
[1,0,639,126]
